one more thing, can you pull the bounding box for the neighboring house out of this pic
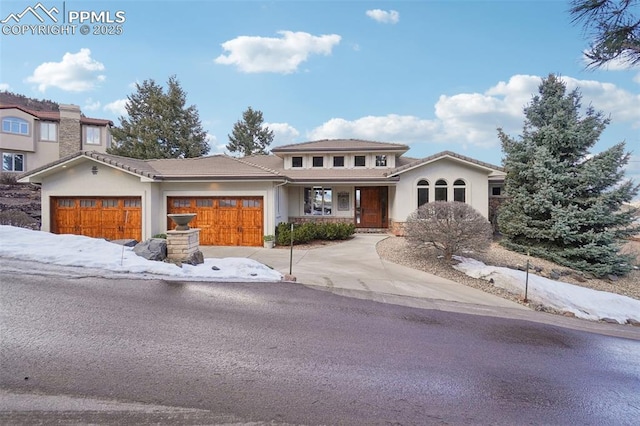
[0,104,113,174]
[17,139,506,246]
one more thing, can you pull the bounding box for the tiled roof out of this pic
[271,139,409,153]
[388,150,505,176]
[0,104,113,125]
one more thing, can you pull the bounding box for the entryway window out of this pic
[435,179,447,201]
[417,179,429,207]
[304,187,332,215]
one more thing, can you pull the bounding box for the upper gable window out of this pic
[312,156,324,167]
[40,122,57,141]
[435,179,448,201]
[2,117,29,135]
[454,179,466,202]
[354,155,366,167]
[417,179,429,207]
[333,156,344,167]
[85,126,101,145]
[375,155,387,167]
[292,156,303,168]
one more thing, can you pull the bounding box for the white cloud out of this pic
[308,74,640,151]
[634,73,640,84]
[83,98,101,111]
[0,83,10,91]
[365,9,399,24]
[103,98,128,117]
[215,31,341,74]
[582,50,640,71]
[26,48,105,92]
[205,133,227,155]
[266,122,300,147]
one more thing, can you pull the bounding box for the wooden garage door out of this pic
[52,197,142,241]
[167,197,263,246]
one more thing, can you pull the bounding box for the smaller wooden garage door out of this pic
[167,197,263,246]
[52,197,142,241]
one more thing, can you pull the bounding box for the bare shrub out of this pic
[405,201,493,261]
[0,209,39,230]
[0,173,18,185]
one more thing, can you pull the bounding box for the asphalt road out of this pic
[1,271,639,425]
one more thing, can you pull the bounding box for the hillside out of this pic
[0,178,41,230]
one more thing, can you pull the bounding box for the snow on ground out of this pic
[453,256,640,324]
[0,226,282,282]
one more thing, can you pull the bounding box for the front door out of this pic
[355,187,387,228]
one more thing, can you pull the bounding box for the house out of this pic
[0,104,113,174]
[17,139,506,245]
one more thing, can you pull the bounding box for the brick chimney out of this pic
[58,104,82,158]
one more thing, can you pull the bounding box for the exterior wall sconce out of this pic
[91,166,98,175]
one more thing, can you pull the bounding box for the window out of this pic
[57,199,75,208]
[435,179,448,201]
[492,186,502,196]
[375,155,387,167]
[291,156,303,168]
[219,199,237,207]
[2,117,29,135]
[80,199,96,208]
[312,156,324,167]
[453,179,466,202]
[85,126,101,145]
[196,199,213,207]
[40,122,57,141]
[242,199,261,208]
[173,199,190,208]
[124,199,141,208]
[417,179,429,207]
[354,155,366,167]
[102,199,118,208]
[304,187,332,216]
[2,153,24,172]
[333,156,344,167]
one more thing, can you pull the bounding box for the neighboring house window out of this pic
[417,179,429,207]
[2,117,29,135]
[435,179,448,201]
[85,126,101,145]
[2,153,24,172]
[312,156,324,167]
[333,156,344,167]
[492,186,502,196]
[292,156,303,168]
[40,122,57,141]
[375,155,387,167]
[354,155,366,167]
[304,187,332,215]
[454,179,466,202]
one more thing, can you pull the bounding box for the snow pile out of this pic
[453,256,640,323]
[0,226,282,282]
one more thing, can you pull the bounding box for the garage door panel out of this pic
[52,197,142,241]
[167,196,263,247]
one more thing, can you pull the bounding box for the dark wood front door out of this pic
[355,187,388,228]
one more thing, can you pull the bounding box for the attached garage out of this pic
[167,196,263,246]
[51,197,142,241]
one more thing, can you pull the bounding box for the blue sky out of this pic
[1,0,639,185]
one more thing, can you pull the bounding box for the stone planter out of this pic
[167,213,196,231]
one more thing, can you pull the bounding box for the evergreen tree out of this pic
[498,74,639,277]
[570,0,640,67]
[108,76,209,159]
[226,106,274,156]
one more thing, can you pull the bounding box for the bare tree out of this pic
[405,201,493,261]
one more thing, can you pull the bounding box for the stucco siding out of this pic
[391,158,491,221]
[40,159,151,237]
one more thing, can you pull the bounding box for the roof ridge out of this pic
[388,150,504,176]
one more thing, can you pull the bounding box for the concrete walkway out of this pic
[200,234,527,313]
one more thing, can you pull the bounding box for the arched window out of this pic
[417,179,429,207]
[454,179,466,202]
[2,117,29,135]
[435,179,447,201]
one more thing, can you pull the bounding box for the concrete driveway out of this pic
[200,234,527,314]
